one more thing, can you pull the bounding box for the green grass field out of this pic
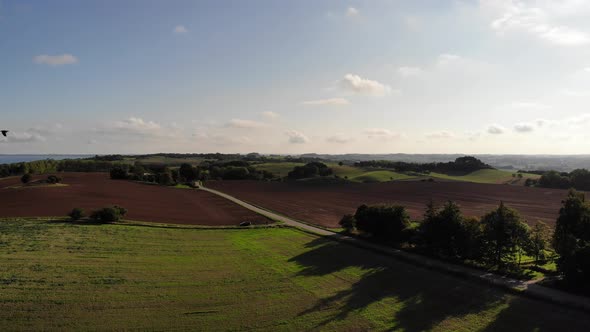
[0,219,587,331]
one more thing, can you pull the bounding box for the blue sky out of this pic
[2,0,590,154]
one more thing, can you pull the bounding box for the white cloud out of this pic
[301,98,350,106]
[33,54,78,66]
[426,131,455,139]
[326,134,354,144]
[285,130,309,144]
[340,74,394,96]
[566,113,590,126]
[174,25,188,34]
[346,7,359,17]
[0,130,46,143]
[487,124,506,134]
[514,123,535,133]
[509,101,549,109]
[485,0,590,46]
[562,89,590,97]
[261,111,280,119]
[436,54,462,66]
[115,117,161,131]
[226,119,267,129]
[398,66,423,77]
[364,128,402,141]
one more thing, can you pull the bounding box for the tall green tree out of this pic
[553,190,590,286]
[480,202,531,267]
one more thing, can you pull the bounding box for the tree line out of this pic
[0,159,126,178]
[354,156,493,174]
[526,169,590,191]
[340,190,590,293]
[110,161,275,184]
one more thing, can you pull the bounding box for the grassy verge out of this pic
[0,219,588,330]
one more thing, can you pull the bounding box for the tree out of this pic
[20,173,32,184]
[420,201,466,258]
[553,190,590,286]
[179,163,199,183]
[90,206,128,223]
[354,204,411,243]
[68,208,85,221]
[527,222,551,265]
[109,166,129,180]
[480,202,531,267]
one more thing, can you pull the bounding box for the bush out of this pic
[339,214,356,233]
[90,206,128,223]
[46,175,62,184]
[20,173,32,184]
[109,167,129,180]
[68,208,85,221]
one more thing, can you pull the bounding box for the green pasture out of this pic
[0,219,586,331]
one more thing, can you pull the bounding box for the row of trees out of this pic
[0,159,126,178]
[110,161,275,185]
[342,201,547,268]
[534,169,590,191]
[354,156,493,175]
[340,191,589,291]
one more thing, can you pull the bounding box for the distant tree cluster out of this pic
[525,169,590,191]
[0,159,126,178]
[287,162,334,179]
[354,156,493,174]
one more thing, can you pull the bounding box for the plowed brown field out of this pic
[207,180,570,228]
[0,173,266,225]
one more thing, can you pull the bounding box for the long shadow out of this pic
[289,237,590,331]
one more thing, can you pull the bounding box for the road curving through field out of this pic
[200,184,590,314]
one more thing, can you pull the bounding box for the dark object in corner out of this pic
[239,221,252,227]
[1,130,8,137]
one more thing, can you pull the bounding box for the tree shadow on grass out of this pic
[290,237,590,331]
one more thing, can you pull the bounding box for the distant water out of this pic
[0,155,93,164]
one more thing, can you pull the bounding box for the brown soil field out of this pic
[207,180,571,228]
[0,173,267,226]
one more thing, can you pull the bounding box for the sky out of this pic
[2,0,590,155]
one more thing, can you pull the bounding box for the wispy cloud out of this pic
[426,131,455,139]
[301,98,350,106]
[326,134,354,144]
[226,119,267,129]
[346,7,359,17]
[486,0,590,46]
[33,54,78,66]
[364,128,402,141]
[514,123,535,133]
[487,124,506,134]
[398,66,423,77]
[340,74,395,96]
[174,25,188,34]
[261,111,280,119]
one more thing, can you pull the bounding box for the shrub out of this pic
[47,175,62,184]
[109,167,129,180]
[20,173,32,184]
[68,208,85,221]
[90,206,128,223]
[339,214,356,233]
